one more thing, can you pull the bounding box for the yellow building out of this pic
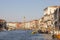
[30,20,38,30]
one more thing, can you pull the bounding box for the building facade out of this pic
[44,6,60,30]
[0,19,7,30]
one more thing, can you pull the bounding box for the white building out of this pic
[44,6,60,30]
[44,6,58,15]
[38,17,47,30]
[24,22,30,29]
[7,22,17,30]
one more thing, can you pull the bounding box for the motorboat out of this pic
[52,30,60,39]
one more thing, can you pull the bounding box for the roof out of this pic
[44,6,60,11]
[0,19,6,22]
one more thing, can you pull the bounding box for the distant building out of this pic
[30,20,38,30]
[24,22,30,29]
[16,22,23,29]
[0,19,7,30]
[7,22,17,30]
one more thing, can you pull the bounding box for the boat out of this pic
[52,31,60,39]
[38,30,48,34]
[56,34,60,39]
[32,31,37,34]
[52,34,60,39]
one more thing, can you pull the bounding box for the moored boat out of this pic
[52,30,60,39]
[32,31,37,34]
[38,30,48,34]
[56,34,60,39]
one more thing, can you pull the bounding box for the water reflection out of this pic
[0,30,53,40]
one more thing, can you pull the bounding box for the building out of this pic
[24,22,31,29]
[7,22,17,30]
[16,22,23,29]
[0,19,7,30]
[38,17,47,32]
[4,6,60,31]
[30,20,38,30]
[44,6,58,15]
[44,6,60,30]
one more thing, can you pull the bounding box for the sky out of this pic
[0,0,60,22]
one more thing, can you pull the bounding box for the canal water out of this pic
[0,30,53,40]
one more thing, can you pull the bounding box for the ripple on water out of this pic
[0,30,53,40]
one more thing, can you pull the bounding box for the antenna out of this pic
[23,16,26,29]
